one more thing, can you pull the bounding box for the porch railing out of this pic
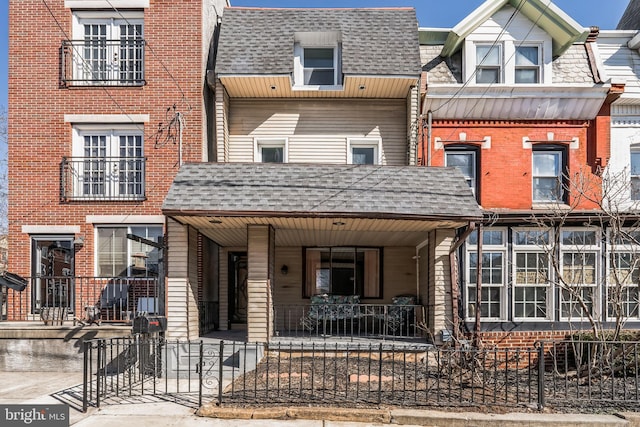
[1,276,159,323]
[61,157,147,202]
[274,304,425,340]
[61,39,145,86]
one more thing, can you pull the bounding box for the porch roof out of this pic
[162,163,482,221]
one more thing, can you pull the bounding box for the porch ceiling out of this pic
[171,215,463,247]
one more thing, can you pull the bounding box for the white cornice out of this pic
[86,215,165,224]
[65,0,148,8]
[64,114,149,123]
[22,225,81,234]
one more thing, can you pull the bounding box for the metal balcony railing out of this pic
[61,39,145,86]
[61,157,146,202]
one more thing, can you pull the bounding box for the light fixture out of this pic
[270,85,277,90]
[73,236,85,248]
[333,221,346,226]
[359,84,366,90]
[280,265,288,275]
[209,219,223,224]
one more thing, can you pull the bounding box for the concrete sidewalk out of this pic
[0,371,637,426]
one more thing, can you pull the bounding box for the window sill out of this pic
[531,203,571,210]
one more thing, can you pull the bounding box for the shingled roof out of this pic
[618,0,640,30]
[162,163,482,221]
[216,8,421,77]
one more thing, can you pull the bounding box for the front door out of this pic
[32,237,74,313]
[228,252,248,327]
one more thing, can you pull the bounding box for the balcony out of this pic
[61,157,146,202]
[61,39,145,87]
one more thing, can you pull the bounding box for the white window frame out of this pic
[532,148,565,203]
[445,149,477,196]
[465,227,507,321]
[607,229,640,321]
[71,10,144,85]
[630,146,640,201]
[512,228,552,321]
[347,138,381,165]
[514,44,542,84]
[293,32,342,89]
[474,43,503,84]
[464,39,548,85]
[558,227,601,322]
[94,224,163,277]
[71,124,144,199]
[254,138,288,163]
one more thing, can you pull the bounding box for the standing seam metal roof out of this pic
[216,8,422,77]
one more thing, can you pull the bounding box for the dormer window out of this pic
[303,48,336,85]
[294,32,342,88]
[515,46,540,84]
[476,44,502,83]
[467,40,546,85]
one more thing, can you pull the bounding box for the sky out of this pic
[0,0,632,108]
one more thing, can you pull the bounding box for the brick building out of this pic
[7,0,227,321]
[419,0,630,347]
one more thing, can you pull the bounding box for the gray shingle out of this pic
[618,0,640,30]
[163,163,482,220]
[216,8,421,77]
[420,45,462,84]
[552,45,595,84]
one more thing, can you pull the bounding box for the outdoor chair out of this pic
[375,295,417,335]
[300,294,361,332]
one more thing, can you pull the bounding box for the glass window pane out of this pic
[516,46,539,66]
[261,146,283,163]
[515,69,538,84]
[353,147,374,165]
[533,152,560,176]
[304,69,334,85]
[533,178,560,201]
[97,228,127,277]
[304,48,334,67]
[476,68,499,83]
[477,45,500,65]
[631,151,640,176]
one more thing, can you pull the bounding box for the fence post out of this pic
[218,341,224,406]
[96,340,102,409]
[377,343,383,405]
[82,340,89,413]
[537,341,545,410]
[198,340,204,408]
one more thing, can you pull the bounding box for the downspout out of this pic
[427,110,433,166]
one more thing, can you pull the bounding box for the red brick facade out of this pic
[7,1,211,319]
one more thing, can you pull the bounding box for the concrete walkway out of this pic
[0,370,637,426]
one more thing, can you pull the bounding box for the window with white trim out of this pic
[70,125,145,200]
[515,45,541,84]
[475,44,502,84]
[513,229,551,320]
[445,148,477,196]
[630,147,640,200]
[608,229,640,320]
[466,228,506,320]
[70,11,144,85]
[347,138,380,165]
[532,148,565,203]
[559,229,600,321]
[96,225,162,277]
[293,32,341,88]
[255,138,287,163]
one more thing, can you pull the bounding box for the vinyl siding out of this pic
[166,218,189,339]
[227,99,408,165]
[247,225,273,342]
[429,229,454,342]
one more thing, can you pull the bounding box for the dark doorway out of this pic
[228,252,248,328]
[31,237,74,313]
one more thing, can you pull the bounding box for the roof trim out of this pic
[439,0,589,58]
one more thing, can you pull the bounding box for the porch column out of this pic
[165,218,198,340]
[247,224,275,343]
[429,228,455,344]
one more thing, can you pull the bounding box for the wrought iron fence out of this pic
[1,276,159,323]
[61,157,147,202]
[274,303,425,340]
[61,39,145,86]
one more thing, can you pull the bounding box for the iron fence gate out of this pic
[82,338,640,413]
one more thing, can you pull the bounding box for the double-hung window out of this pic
[513,229,551,320]
[70,125,145,200]
[293,32,341,88]
[466,229,506,320]
[559,229,600,321]
[445,149,477,196]
[608,230,640,320]
[302,48,336,85]
[515,46,541,84]
[96,225,162,277]
[69,11,144,85]
[475,44,502,84]
[532,148,565,203]
[630,147,640,200]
